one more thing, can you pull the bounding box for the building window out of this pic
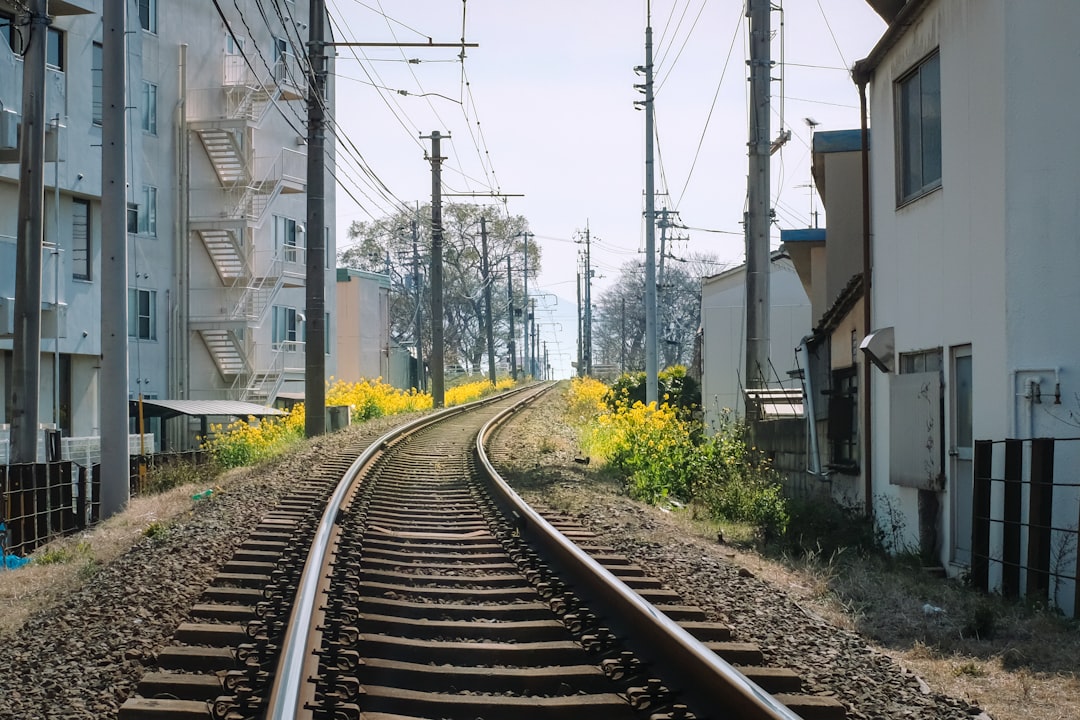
[896,51,941,204]
[827,367,858,473]
[127,202,139,234]
[900,348,942,375]
[139,186,157,236]
[72,199,90,280]
[45,26,63,69]
[141,81,157,135]
[272,305,300,348]
[274,215,300,262]
[128,289,157,340]
[0,12,15,52]
[91,42,103,125]
[273,36,292,82]
[139,0,157,34]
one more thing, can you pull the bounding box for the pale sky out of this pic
[326,0,887,378]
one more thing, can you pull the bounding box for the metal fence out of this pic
[1,451,208,560]
[972,437,1080,617]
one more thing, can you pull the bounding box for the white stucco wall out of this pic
[700,255,811,432]
[866,0,1080,582]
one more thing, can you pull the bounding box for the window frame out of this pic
[72,198,90,280]
[91,42,103,126]
[895,50,942,205]
[138,186,157,236]
[272,305,300,349]
[128,288,157,341]
[139,0,158,34]
[141,81,157,135]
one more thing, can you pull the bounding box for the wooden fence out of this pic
[972,437,1080,617]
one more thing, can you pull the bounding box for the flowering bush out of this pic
[203,376,517,469]
[565,376,611,425]
[567,375,788,538]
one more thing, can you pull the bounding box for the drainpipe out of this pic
[858,77,873,519]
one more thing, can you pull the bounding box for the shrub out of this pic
[607,366,700,418]
[139,456,217,495]
[566,376,611,425]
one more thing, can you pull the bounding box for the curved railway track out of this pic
[118,385,846,720]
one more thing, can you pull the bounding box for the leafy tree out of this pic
[338,204,538,376]
[591,253,718,373]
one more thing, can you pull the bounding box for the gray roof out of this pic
[129,399,287,420]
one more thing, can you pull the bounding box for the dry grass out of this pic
[0,470,244,638]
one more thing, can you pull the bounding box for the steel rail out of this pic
[265,383,544,720]
[476,390,805,720]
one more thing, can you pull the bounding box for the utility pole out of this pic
[411,220,424,392]
[99,0,128,514]
[506,256,516,381]
[576,272,583,377]
[480,216,496,385]
[577,225,593,376]
[422,132,446,406]
[530,298,537,381]
[304,0,328,437]
[657,207,670,296]
[521,231,531,378]
[543,341,548,381]
[9,0,49,465]
[745,0,772,420]
[637,5,659,405]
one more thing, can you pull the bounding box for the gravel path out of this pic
[486,386,990,720]
[0,393,989,720]
[0,417,413,720]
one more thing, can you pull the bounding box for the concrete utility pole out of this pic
[411,220,424,391]
[10,0,49,464]
[621,297,627,372]
[506,256,516,381]
[305,0,328,437]
[520,231,531,378]
[657,207,670,297]
[480,217,496,385]
[577,225,593,376]
[99,0,128,515]
[530,298,537,381]
[576,272,583,377]
[638,6,659,405]
[745,0,772,420]
[423,131,446,406]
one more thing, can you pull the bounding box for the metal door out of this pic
[950,346,973,565]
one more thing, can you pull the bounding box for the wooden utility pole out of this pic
[423,131,446,406]
[480,217,496,385]
[305,0,328,437]
[745,0,772,420]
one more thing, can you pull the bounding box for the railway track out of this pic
[118,385,846,720]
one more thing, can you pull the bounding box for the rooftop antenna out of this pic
[803,118,821,228]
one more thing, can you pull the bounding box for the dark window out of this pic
[896,51,941,203]
[139,0,157,34]
[91,42,103,125]
[128,288,157,340]
[45,26,62,69]
[827,368,858,473]
[72,199,90,280]
[141,81,157,134]
[127,202,139,234]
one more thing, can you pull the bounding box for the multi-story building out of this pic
[0,0,336,454]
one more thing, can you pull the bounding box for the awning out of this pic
[129,399,287,421]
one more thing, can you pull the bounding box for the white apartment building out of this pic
[0,0,336,452]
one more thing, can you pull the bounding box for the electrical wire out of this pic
[815,0,849,68]
[674,4,742,209]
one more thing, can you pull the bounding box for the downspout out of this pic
[857,77,873,519]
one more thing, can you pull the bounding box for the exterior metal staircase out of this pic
[187,52,307,402]
[198,328,248,381]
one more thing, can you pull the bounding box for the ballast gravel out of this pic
[0,395,988,720]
